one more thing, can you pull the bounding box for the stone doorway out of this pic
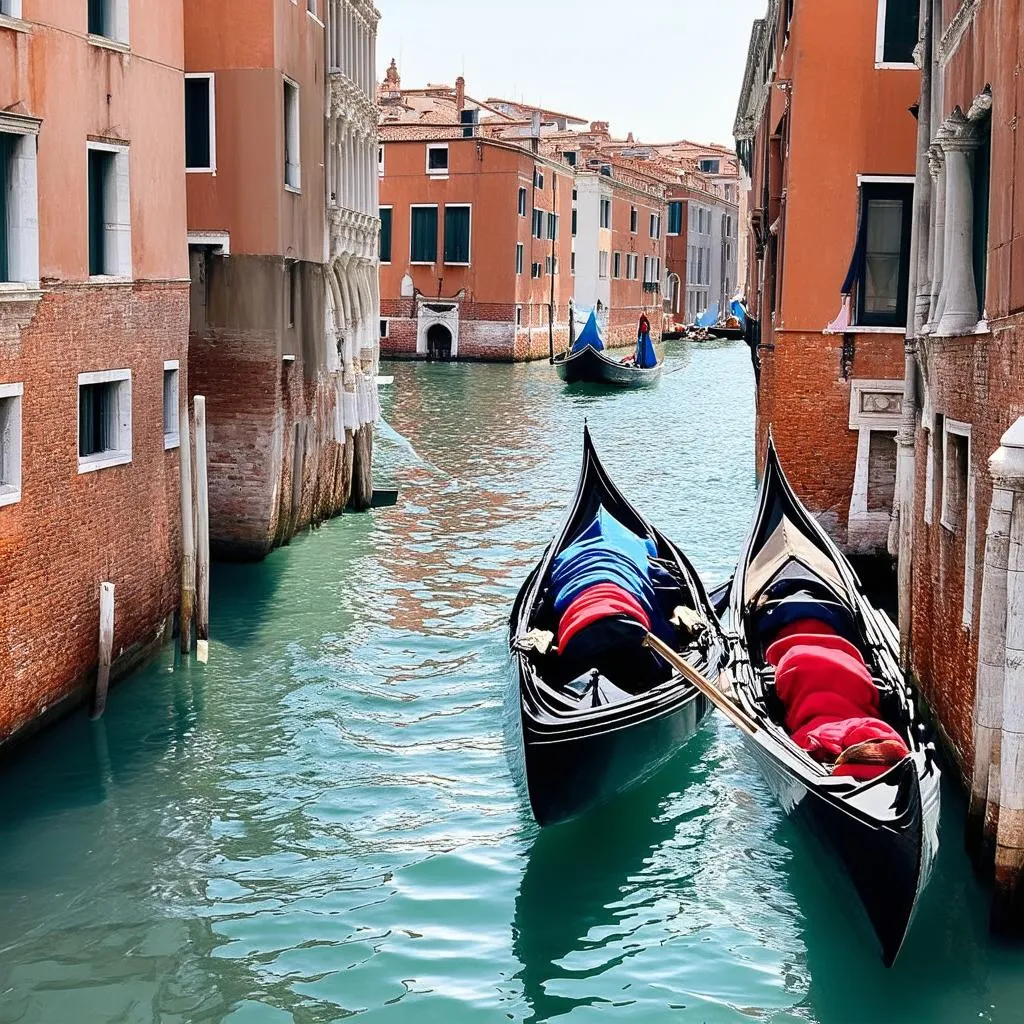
[426,323,453,360]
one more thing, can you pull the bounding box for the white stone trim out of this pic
[857,174,916,185]
[77,369,132,474]
[163,360,180,450]
[940,418,976,625]
[187,230,230,255]
[185,73,216,174]
[848,379,904,549]
[426,143,449,177]
[0,381,23,507]
[416,299,459,358]
[86,141,132,279]
[283,76,301,190]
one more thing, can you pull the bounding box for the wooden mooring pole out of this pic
[194,395,210,664]
[90,582,114,720]
[179,397,195,653]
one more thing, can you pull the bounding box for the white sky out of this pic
[376,0,767,147]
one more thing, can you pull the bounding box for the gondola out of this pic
[552,344,663,388]
[726,436,940,965]
[507,426,727,826]
[707,325,745,341]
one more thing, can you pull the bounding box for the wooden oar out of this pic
[642,632,759,737]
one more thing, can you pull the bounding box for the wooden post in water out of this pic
[91,582,115,719]
[179,397,195,653]
[194,395,210,663]
[548,236,556,364]
[568,300,575,352]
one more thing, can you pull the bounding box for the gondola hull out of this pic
[726,437,940,964]
[708,326,745,340]
[553,345,663,387]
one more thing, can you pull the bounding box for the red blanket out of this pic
[557,583,650,652]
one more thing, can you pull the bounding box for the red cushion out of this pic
[803,716,906,756]
[775,645,878,736]
[557,584,650,651]
[767,632,866,667]
[774,618,840,642]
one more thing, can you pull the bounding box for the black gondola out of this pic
[507,426,727,826]
[726,436,940,966]
[707,326,745,341]
[552,344,663,387]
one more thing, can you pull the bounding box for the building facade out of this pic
[888,0,1024,924]
[0,2,189,745]
[184,0,379,560]
[735,0,920,556]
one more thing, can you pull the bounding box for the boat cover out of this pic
[635,331,658,369]
[557,583,651,651]
[571,310,605,353]
[696,303,720,328]
[729,298,747,328]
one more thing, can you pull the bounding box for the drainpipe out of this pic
[993,418,1024,931]
[892,0,932,665]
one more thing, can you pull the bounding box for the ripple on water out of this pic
[1,344,1022,1024]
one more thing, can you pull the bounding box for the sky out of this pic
[376,0,768,147]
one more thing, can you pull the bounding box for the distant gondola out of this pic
[507,426,727,826]
[726,436,940,966]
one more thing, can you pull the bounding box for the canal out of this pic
[0,341,1022,1023]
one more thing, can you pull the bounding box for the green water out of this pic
[0,342,1021,1023]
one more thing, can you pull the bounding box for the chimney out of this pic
[530,110,541,154]
[455,76,466,111]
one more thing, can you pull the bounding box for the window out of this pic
[427,145,449,174]
[286,262,297,327]
[444,205,471,264]
[534,168,544,189]
[599,251,609,279]
[668,201,683,235]
[877,0,919,65]
[410,206,438,263]
[0,1,22,17]
[283,78,300,189]
[942,421,971,534]
[546,212,558,241]
[856,182,913,327]
[565,151,577,167]
[699,158,721,173]
[613,252,621,279]
[87,144,130,278]
[163,361,180,450]
[0,122,39,285]
[0,382,22,507]
[697,247,704,285]
[570,251,576,275]
[518,187,527,216]
[77,370,131,473]
[532,209,544,239]
[650,213,661,239]
[600,199,611,229]
[379,207,392,263]
[515,305,522,326]
[185,75,215,172]
[378,145,384,177]
[380,319,389,339]
[571,209,578,236]
[87,0,127,43]
[630,206,638,233]
[531,262,542,279]
[545,255,556,276]
[627,253,637,280]
[516,243,524,275]
[307,0,317,14]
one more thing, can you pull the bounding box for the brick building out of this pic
[0,2,189,745]
[886,0,1024,923]
[735,0,920,556]
[184,0,380,560]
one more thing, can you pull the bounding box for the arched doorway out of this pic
[426,323,453,360]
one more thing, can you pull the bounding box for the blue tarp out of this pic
[729,299,747,328]
[571,310,604,353]
[696,303,720,328]
[635,331,658,369]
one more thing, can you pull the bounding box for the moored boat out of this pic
[508,426,727,826]
[553,310,663,388]
[726,436,940,965]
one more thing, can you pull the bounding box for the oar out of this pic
[642,632,759,737]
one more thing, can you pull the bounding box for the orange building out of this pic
[184,0,380,559]
[735,0,920,557]
[0,2,189,745]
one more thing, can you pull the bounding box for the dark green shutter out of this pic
[0,134,12,282]
[411,206,437,262]
[444,206,469,263]
[379,208,392,262]
[88,149,108,276]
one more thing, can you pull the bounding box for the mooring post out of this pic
[194,395,210,663]
[91,582,115,720]
[179,396,195,653]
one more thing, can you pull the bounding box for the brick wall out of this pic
[0,283,189,745]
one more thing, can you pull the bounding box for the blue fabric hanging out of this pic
[696,302,720,328]
[571,310,604,353]
[635,331,658,369]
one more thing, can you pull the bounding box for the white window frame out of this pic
[163,360,180,450]
[426,143,449,177]
[77,368,132,474]
[0,1,23,20]
[598,250,609,279]
[0,381,23,507]
[86,140,132,280]
[87,0,129,47]
[630,206,638,234]
[0,114,40,290]
[515,305,522,327]
[443,203,472,266]
[378,145,385,177]
[939,418,977,627]
[613,251,621,279]
[875,0,919,69]
[599,198,611,229]
[283,76,301,191]
[184,73,216,174]
[941,419,971,532]
[409,203,438,265]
